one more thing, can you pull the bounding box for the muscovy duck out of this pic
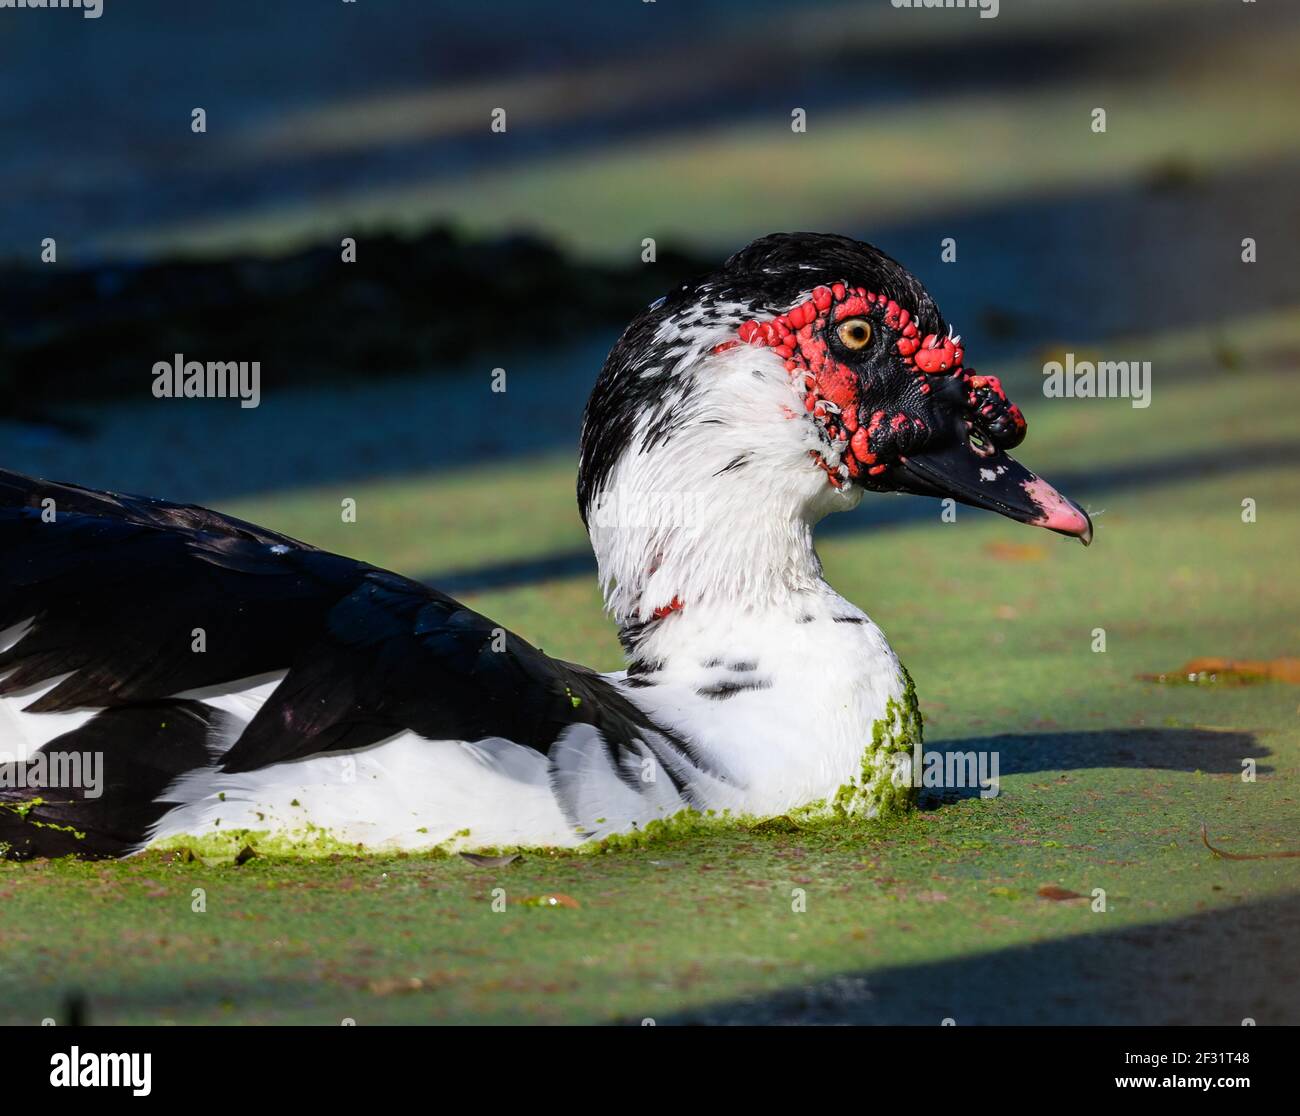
[0,233,1091,859]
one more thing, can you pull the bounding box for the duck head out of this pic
[578,232,1091,621]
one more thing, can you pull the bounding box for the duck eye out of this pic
[836,318,872,350]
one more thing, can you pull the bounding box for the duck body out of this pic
[155,586,911,851]
[0,233,1088,859]
[0,471,912,855]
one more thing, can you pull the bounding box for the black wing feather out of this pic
[0,468,672,780]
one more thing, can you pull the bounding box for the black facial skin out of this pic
[826,301,961,483]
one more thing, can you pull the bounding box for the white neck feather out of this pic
[585,343,862,626]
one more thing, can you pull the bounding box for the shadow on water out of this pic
[915,728,1271,811]
[927,727,1269,781]
[659,892,1300,1025]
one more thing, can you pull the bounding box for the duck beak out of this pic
[894,437,1093,545]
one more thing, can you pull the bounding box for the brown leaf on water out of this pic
[368,973,454,996]
[1200,822,1300,861]
[1139,657,1300,686]
[983,541,1046,562]
[1037,885,1085,901]
[1186,657,1300,683]
[458,852,520,868]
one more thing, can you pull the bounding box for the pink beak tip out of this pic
[1024,476,1093,546]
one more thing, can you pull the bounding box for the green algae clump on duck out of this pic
[832,666,923,820]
